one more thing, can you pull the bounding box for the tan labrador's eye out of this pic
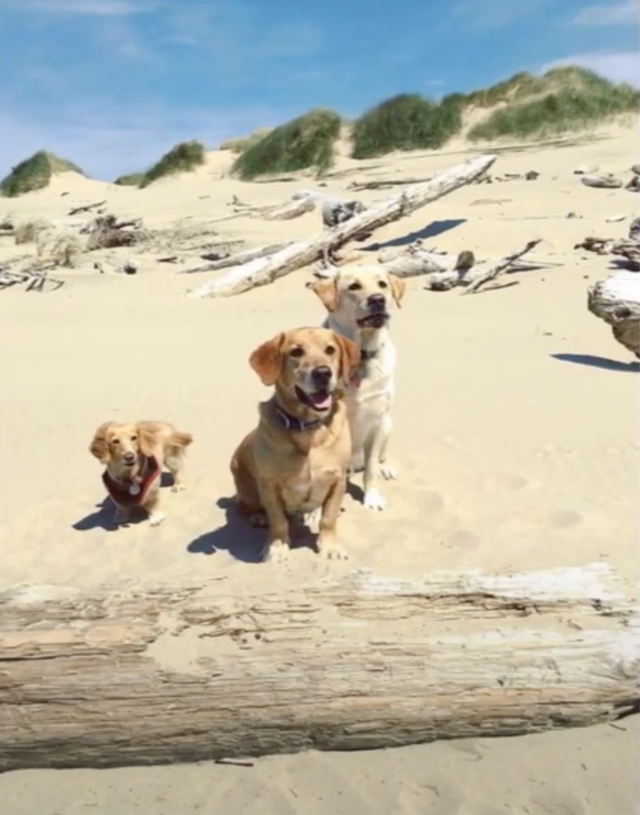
[131,435,138,442]
[348,282,362,291]
[325,345,336,356]
[289,346,304,358]
[378,280,388,289]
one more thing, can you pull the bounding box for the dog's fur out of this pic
[89,420,193,527]
[231,327,360,563]
[310,266,406,511]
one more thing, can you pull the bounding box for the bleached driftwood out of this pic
[575,220,640,271]
[186,153,498,298]
[347,177,433,191]
[581,174,624,190]
[85,214,146,250]
[68,200,106,217]
[462,239,543,294]
[261,197,316,220]
[588,271,640,358]
[180,242,292,274]
[0,267,64,292]
[0,563,637,772]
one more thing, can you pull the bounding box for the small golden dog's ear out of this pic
[249,333,284,386]
[136,423,157,457]
[334,334,361,383]
[309,277,339,312]
[388,273,406,308]
[89,423,111,463]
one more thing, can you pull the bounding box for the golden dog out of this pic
[231,327,360,563]
[89,420,193,527]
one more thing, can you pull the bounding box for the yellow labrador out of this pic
[310,266,405,511]
[231,327,360,563]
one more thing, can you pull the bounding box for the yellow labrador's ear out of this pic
[388,273,406,308]
[89,423,111,463]
[334,333,361,384]
[249,333,285,386]
[309,277,339,312]
[136,423,158,458]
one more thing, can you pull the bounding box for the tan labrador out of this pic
[231,327,360,563]
[89,420,193,527]
[310,266,405,511]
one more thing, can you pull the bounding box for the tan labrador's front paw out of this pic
[319,543,349,560]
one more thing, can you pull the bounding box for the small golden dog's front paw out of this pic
[113,508,129,526]
[319,544,349,560]
[171,483,187,493]
[148,511,166,527]
[261,540,290,563]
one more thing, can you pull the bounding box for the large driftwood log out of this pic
[0,563,637,772]
[180,242,292,274]
[588,271,640,357]
[187,153,497,298]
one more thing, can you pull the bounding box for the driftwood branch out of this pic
[0,563,637,772]
[0,267,65,292]
[68,200,106,217]
[588,271,640,357]
[580,174,624,190]
[85,214,146,250]
[575,218,640,271]
[180,243,292,274]
[187,153,498,298]
[462,239,543,294]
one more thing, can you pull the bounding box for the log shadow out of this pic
[551,353,639,372]
[73,473,177,532]
[186,498,317,563]
[362,219,466,251]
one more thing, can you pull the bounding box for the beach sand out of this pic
[0,123,638,814]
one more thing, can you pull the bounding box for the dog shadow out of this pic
[186,498,318,563]
[362,219,466,251]
[72,473,176,532]
[551,353,639,372]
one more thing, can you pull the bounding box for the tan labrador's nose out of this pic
[311,365,332,387]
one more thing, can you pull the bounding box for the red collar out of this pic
[102,456,161,505]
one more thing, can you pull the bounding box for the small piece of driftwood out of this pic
[347,177,433,191]
[461,239,543,294]
[588,271,640,357]
[85,214,145,250]
[67,200,106,217]
[180,242,292,274]
[580,174,624,190]
[0,563,637,771]
[187,153,498,298]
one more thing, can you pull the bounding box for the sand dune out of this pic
[0,122,638,814]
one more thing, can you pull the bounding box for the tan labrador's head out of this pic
[89,422,155,469]
[249,327,360,415]
[310,266,406,330]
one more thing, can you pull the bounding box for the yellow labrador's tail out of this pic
[170,430,193,449]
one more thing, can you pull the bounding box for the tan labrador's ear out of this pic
[249,333,285,386]
[309,277,339,312]
[136,423,157,458]
[334,333,361,384]
[388,273,406,308]
[89,423,111,463]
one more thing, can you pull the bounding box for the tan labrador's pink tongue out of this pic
[311,393,332,409]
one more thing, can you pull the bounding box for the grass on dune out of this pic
[232,109,341,180]
[0,150,85,198]
[139,140,206,188]
[219,128,272,154]
[114,172,146,187]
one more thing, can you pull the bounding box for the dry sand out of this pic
[0,123,638,814]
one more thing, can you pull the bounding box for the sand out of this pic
[0,123,638,814]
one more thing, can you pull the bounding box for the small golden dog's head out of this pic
[89,422,155,469]
[310,266,406,330]
[249,327,360,415]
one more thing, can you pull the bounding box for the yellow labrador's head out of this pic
[309,266,406,330]
[249,327,360,415]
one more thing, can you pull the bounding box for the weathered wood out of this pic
[68,200,106,217]
[186,153,498,298]
[180,242,292,274]
[462,239,543,294]
[588,271,640,357]
[0,563,637,772]
[580,174,624,189]
[262,197,316,221]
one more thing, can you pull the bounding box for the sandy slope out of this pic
[0,123,638,814]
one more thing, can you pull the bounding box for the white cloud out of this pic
[447,0,555,30]
[571,1,637,26]
[4,0,155,14]
[0,102,288,181]
[541,51,640,86]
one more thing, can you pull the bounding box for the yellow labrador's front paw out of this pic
[171,483,187,493]
[363,488,386,511]
[148,511,166,527]
[379,464,397,480]
[261,539,290,563]
[319,543,349,561]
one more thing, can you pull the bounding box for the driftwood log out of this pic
[588,271,640,357]
[180,242,293,274]
[0,563,637,772]
[187,153,497,298]
[580,174,624,190]
[575,219,640,271]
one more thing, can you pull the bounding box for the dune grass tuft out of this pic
[350,94,464,159]
[219,128,272,154]
[468,75,639,141]
[0,151,85,198]
[139,140,206,188]
[232,109,341,180]
[114,172,145,187]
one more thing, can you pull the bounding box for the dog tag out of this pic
[129,483,141,496]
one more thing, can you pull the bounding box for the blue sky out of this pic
[0,0,637,180]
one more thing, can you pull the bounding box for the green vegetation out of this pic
[139,140,205,188]
[114,172,145,187]
[468,74,639,141]
[219,128,272,154]
[351,93,464,159]
[232,109,341,180]
[0,150,84,198]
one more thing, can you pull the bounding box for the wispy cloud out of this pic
[447,0,555,30]
[571,1,637,26]
[4,0,156,15]
[541,50,640,86]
